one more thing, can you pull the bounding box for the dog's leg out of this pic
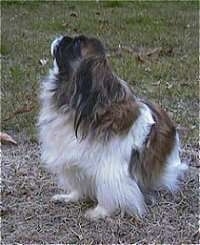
[52,168,84,204]
[84,165,146,220]
[51,190,81,203]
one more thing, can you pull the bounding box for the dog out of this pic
[38,35,187,220]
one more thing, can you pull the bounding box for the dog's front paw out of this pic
[51,191,80,203]
[84,205,110,220]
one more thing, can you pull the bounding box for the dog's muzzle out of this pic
[51,36,63,57]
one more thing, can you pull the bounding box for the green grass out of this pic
[1,1,199,145]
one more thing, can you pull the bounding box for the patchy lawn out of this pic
[1,1,199,244]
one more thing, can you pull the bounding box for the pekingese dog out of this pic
[38,35,187,220]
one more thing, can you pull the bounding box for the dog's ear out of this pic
[70,56,126,138]
[70,58,97,137]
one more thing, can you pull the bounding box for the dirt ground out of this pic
[1,133,199,244]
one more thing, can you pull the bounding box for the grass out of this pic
[1,1,199,145]
[1,1,199,244]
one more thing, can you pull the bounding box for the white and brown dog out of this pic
[38,35,187,220]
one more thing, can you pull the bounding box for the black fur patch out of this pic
[129,149,140,176]
[71,59,98,137]
[70,56,126,138]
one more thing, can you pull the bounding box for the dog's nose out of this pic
[51,36,63,57]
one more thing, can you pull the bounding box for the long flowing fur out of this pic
[38,35,187,219]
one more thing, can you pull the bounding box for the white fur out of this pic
[38,57,186,219]
[85,205,110,220]
[158,134,188,191]
[52,191,80,203]
[51,36,63,56]
[39,105,151,217]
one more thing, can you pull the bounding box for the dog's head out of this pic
[50,35,133,138]
[51,35,106,74]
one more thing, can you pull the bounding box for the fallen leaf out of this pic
[166,82,173,89]
[3,104,34,121]
[62,22,69,27]
[144,67,151,72]
[160,47,173,56]
[146,47,162,57]
[136,54,145,63]
[39,58,48,66]
[70,11,78,17]
[0,132,17,145]
[152,80,161,86]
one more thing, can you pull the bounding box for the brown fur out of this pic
[81,37,106,58]
[70,56,139,140]
[92,99,140,139]
[130,101,176,190]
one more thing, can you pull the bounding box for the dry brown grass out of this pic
[1,133,199,244]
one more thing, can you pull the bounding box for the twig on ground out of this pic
[3,105,34,122]
[146,47,162,56]
[107,45,173,63]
